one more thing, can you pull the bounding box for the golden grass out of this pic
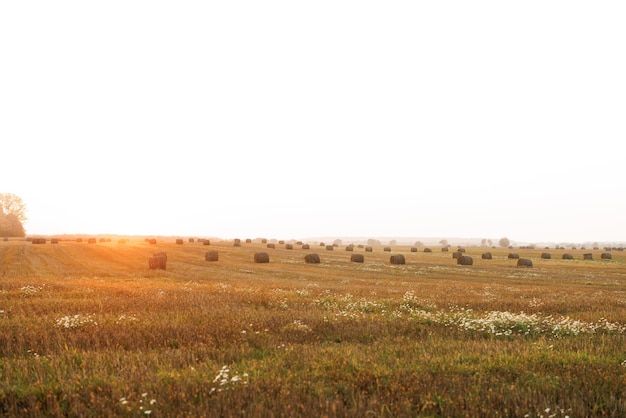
[1,239,625,416]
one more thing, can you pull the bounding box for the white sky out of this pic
[1,1,624,243]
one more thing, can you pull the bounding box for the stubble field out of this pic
[1,238,625,417]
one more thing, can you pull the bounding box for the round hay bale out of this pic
[261,239,267,244]
[88,238,97,244]
[205,251,219,262]
[441,247,449,252]
[457,248,466,253]
[149,253,167,270]
[246,239,252,243]
[99,238,106,243]
[296,241,303,245]
[351,254,364,263]
[410,247,418,252]
[302,244,310,250]
[319,242,325,246]
[233,242,241,247]
[118,239,127,244]
[390,254,405,265]
[326,245,334,251]
[424,248,432,253]
[304,253,321,264]
[562,253,574,260]
[189,238,195,243]
[601,252,612,260]
[2,237,8,242]
[278,240,285,245]
[234,238,241,244]
[345,245,353,252]
[267,243,276,249]
[51,238,59,244]
[148,239,157,245]
[481,252,492,260]
[583,253,593,260]
[365,246,373,252]
[176,239,184,245]
[203,240,211,245]
[254,252,270,263]
[76,238,83,243]
[452,251,462,259]
[541,252,551,259]
[508,253,520,259]
[285,244,293,250]
[517,258,533,268]
[457,255,473,266]
[383,247,391,252]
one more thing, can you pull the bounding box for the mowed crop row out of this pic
[1,239,626,417]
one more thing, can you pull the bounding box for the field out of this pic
[1,238,626,417]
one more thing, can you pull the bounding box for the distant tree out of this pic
[0,193,26,237]
[389,239,397,246]
[0,213,25,237]
[439,239,448,247]
[414,241,424,247]
[488,239,493,247]
[499,237,511,248]
[0,193,27,222]
[333,239,342,246]
[481,239,487,247]
[367,238,382,246]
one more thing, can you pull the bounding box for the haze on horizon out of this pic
[1,1,624,244]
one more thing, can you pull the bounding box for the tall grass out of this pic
[1,239,625,416]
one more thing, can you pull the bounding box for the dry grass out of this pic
[1,239,626,416]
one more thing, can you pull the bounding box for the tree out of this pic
[481,238,487,247]
[0,213,25,237]
[499,237,511,248]
[0,193,27,222]
[439,239,448,247]
[0,193,27,237]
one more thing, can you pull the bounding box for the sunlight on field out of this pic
[1,238,626,416]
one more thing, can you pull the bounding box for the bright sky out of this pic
[1,1,624,244]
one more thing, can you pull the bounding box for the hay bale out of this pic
[176,239,183,245]
[302,244,310,250]
[583,253,593,260]
[189,238,195,243]
[148,239,157,245]
[457,248,466,253]
[541,252,551,259]
[365,246,373,252]
[205,251,219,262]
[351,254,364,263]
[278,240,285,245]
[304,253,321,264]
[246,239,252,244]
[99,238,106,243]
[452,251,462,259]
[233,242,241,247]
[118,239,127,244]
[32,238,46,244]
[88,238,97,244]
[2,237,7,242]
[203,240,211,245]
[261,239,267,244]
[601,252,612,260]
[326,245,334,251]
[51,238,59,244]
[481,252,492,260]
[286,244,293,250]
[508,253,519,259]
[424,248,432,253]
[234,238,241,244]
[296,241,303,245]
[517,258,533,268]
[410,247,418,252]
[457,255,473,265]
[319,242,325,246]
[390,254,405,265]
[254,252,270,263]
[149,253,167,270]
[562,253,574,260]
[383,247,391,252]
[76,238,83,243]
[345,245,353,251]
[267,243,276,249]
[441,247,449,252]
